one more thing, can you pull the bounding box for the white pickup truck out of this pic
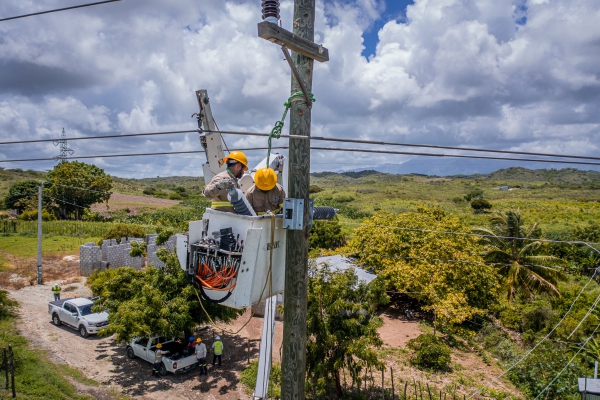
[48,297,109,338]
[125,336,198,376]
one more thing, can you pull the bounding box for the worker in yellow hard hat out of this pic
[246,167,286,214]
[203,151,249,213]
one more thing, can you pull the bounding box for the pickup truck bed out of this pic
[126,336,198,375]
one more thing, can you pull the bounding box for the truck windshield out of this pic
[78,305,93,316]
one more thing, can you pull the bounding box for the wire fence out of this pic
[0,220,155,237]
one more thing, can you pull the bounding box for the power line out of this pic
[0,147,288,163]
[533,322,600,399]
[0,130,197,145]
[3,128,600,163]
[467,270,600,398]
[329,220,600,246]
[49,183,112,195]
[4,146,600,167]
[0,0,122,22]
[46,196,88,210]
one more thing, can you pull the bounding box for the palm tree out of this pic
[474,210,564,301]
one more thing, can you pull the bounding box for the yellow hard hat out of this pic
[255,167,277,191]
[156,343,162,348]
[223,151,248,171]
[196,338,202,343]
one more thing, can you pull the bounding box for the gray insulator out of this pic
[312,206,337,220]
[228,188,257,216]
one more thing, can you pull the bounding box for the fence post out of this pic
[427,383,432,400]
[413,378,417,400]
[9,344,15,398]
[381,367,385,400]
[403,381,407,400]
[3,347,7,390]
[390,367,395,400]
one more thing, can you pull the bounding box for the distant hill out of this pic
[341,157,600,176]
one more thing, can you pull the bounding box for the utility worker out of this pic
[212,336,223,367]
[202,151,248,213]
[52,284,61,301]
[195,338,207,375]
[152,343,169,377]
[186,336,196,356]
[245,167,286,214]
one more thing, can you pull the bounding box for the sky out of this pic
[0,0,599,178]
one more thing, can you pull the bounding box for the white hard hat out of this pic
[215,336,221,340]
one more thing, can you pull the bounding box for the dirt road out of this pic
[8,279,274,400]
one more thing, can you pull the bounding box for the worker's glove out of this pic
[215,180,234,190]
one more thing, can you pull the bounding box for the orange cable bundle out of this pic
[196,262,238,292]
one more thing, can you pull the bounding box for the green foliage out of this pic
[0,289,18,319]
[18,209,56,221]
[47,161,112,219]
[309,185,324,194]
[129,241,147,257]
[470,198,492,212]
[474,210,564,301]
[306,262,388,398]
[100,223,146,244]
[464,189,484,201]
[0,317,92,399]
[407,334,452,371]
[475,324,521,362]
[169,193,182,200]
[4,179,39,211]
[118,205,206,231]
[508,341,583,399]
[344,207,500,329]
[240,360,281,398]
[309,216,346,250]
[90,250,242,343]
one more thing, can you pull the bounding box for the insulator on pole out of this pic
[312,206,337,220]
[261,0,280,24]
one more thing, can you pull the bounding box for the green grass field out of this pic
[0,234,101,259]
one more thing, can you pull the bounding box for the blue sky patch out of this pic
[362,0,414,59]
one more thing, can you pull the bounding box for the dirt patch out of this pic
[91,193,179,216]
[0,252,80,289]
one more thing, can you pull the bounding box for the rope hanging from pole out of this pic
[267,91,315,164]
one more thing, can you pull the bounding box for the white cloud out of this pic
[0,0,599,176]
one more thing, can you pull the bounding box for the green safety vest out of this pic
[214,341,223,355]
[52,285,61,294]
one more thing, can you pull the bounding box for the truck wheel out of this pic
[126,347,135,359]
[159,363,167,376]
[78,325,88,338]
[52,313,61,326]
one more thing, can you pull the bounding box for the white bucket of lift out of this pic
[177,209,286,309]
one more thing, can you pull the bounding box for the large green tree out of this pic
[47,161,112,219]
[344,207,500,330]
[89,249,242,343]
[4,180,39,211]
[474,210,564,301]
[306,262,388,398]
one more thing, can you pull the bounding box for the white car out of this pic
[126,336,199,376]
[48,297,109,338]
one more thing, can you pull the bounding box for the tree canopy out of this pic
[4,180,39,211]
[47,161,112,219]
[89,249,242,343]
[343,207,500,330]
[306,262,388,398]
[474,210,564,301]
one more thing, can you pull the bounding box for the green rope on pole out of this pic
[267,91,315,166]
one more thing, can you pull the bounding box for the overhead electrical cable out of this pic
[0,147,288,163]
[0,0,122,22]
[2,129,600,162]
[467,269,600,398]
[3,146,600,166]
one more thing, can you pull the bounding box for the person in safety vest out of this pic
[212,336,224,367]
[195,338,207,375]
[245,167,286,214]
[202,151,248,213]
[152,343,169,376]
[52,284,61,301]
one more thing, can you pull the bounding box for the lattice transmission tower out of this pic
[53,128,74,163]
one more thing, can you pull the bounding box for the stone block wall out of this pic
[80,235,175,276]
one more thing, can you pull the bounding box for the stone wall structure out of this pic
[79,235,177,276]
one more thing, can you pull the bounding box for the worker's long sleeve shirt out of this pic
[202,170,240,213]
[195,343,207,359]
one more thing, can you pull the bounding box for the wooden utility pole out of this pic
[281,0,316,398]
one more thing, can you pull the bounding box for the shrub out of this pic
[0,290,18,319]
[142,187,156,195]
[407,334,452,371]
[464,189,484,201]
[169,193,182,200]
[240,360,281,397]
[18,209,56,221]
[99,223,146,244]
[470,199,492,212]
[309,185,324,194]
